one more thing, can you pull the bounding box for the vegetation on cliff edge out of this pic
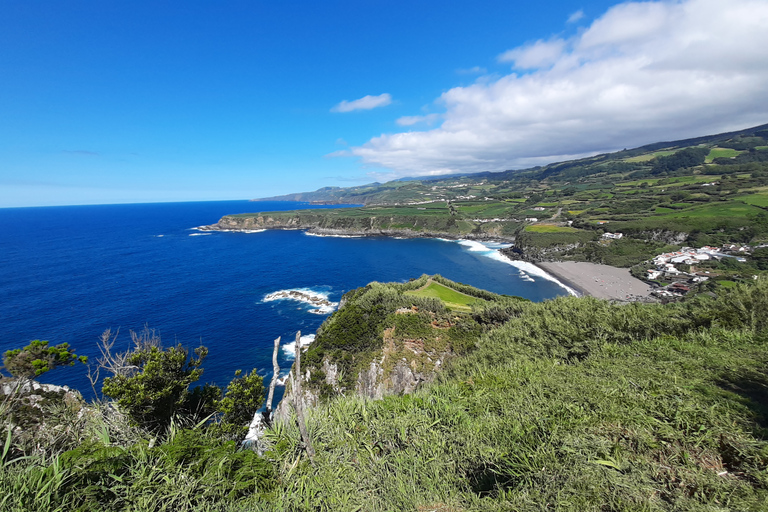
[2,277,768,511]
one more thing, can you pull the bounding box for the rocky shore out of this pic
[263,289,338,314]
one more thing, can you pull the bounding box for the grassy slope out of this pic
[405,281,483,312]
[3,279,768,511]
[268,280,768,511]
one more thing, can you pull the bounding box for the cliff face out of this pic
[274,276,508,421]
[201,212,517,241]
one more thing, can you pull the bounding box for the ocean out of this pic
[0,200,570,399]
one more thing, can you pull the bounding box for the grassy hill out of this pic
[3,277,768,511]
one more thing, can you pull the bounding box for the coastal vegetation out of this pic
[4,125,768,510]
[204,123,768,289]
[3,275,768,510]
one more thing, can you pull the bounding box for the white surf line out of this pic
[190,226,266,233]
[304,232,363,238]
[493,253,580,297]
[441,238,579,297]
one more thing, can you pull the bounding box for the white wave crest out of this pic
[263,288,338,314]
[495,255,579,296]
[304,232,363,238]
[189,233,212,236]
[441,239,578,296]
[282,334,315,358]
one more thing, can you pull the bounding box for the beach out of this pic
[536,261,654,301]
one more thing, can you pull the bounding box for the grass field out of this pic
[623,149,678,162]
[706,147,742,163]
[617,178,660,187]
[524,224,581,233]
[405,281,481,312]
[661,201,760,219]
[737,193,768,207]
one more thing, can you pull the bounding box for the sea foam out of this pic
[263,288,339,314]
[281,334,316,357]
[304,232,363,238]
[443,239,578,296]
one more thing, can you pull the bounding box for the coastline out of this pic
[199,221,653,302]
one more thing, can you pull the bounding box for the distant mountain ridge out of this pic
[253,123,768,205]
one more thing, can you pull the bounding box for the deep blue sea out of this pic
[0,200,569,399]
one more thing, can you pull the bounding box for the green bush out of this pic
[101,344,216,432]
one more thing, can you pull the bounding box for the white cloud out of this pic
[331,93,392,113]
[340,0,768,178]
[498,38,567,69]
[456,66,488,75]
[396,113,441,126]
[567,9,585,23]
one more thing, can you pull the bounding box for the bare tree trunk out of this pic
[262,336,281,426]
[291,331,315,461]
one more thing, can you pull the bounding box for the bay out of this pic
[0,200,567,398]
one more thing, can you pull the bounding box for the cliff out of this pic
[275,275,525,421]
[199,209,518,241]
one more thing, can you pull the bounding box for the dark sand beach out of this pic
[536,261,654,301]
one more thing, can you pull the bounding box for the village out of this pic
[639,242,753,299]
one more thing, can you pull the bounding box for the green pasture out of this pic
[623,149,678,162]
[613,200,763,234]
[524,224,581,233]
[618,178,660,187]
[737,193,768,207]
[705,147,742,163]
[661,201,759,219]
[405,281,481,312]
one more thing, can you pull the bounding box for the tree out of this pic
[2,340,87,379]
[101,342,215,432]
[97,327,266,436]
[216,369,265,436]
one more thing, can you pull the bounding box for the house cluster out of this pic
[601,232,623,240]
[646,245,752,298]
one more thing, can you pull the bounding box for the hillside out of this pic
[3,276,768,511]
[277,275,523,413]
[253,123,768,206]
[203,123,768,290]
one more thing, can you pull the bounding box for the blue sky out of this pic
[2,0,767,207]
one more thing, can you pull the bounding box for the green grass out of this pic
[4,280,768,511]
[617,178,660,187]
[737,193,768,207]
[661,201,758,219]
[524,224,581,233]
[624,149,678,162]
[706,147,742,163]
[405,281,481,312]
